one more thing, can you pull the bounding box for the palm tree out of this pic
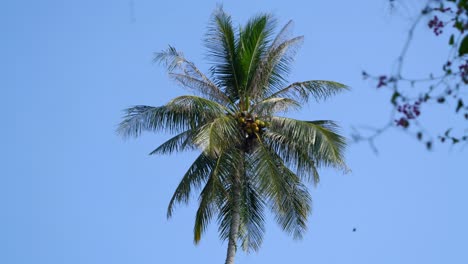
[118,7,348,264]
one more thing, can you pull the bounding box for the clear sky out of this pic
[2,0,467,263]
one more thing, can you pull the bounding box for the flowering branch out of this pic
[354,0,468,151]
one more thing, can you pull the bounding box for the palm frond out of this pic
[149,130,195,155]
[306,120,348,169]
[194,175,220,243]
[167,95,228,116]
[270,20,294,50]
[154,45,185,71]
[205,7,241,102]
[117,96,226,138]
[237,14,276,98]
[167,153,215,218]
[218,164,266,252]
[251,138,311,239]
[154,46,230,104]
[267,80,348,103]
[252,97,301,117]
[217,191,235,246]
[272,168,311,240]
[117,105,171,137]
[238,175,265,252]
[268,117,347,169]
[196,148,243,243]
[168,73,232,105]
[250,35,304,100]
[263,130,320,184]
[193,115,242,157]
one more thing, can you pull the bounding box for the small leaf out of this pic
[456,99,464,113]
[455,20,464,31]
[424,94,430,102]
[458,35,468,56]
[417,132,423,140]
[449,34,454,45]
[459,0,468,9]
[390,91,401,105]
[452,138,460,144]
[426,141,432,150]
[444,128,452,137]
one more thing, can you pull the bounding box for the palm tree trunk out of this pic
[225,190,240,264]
[224,188,240,264]
[224,155,243,264]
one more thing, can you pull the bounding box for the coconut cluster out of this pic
[236,112,269,137]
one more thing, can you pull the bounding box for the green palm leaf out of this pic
[193,115,242,157]
[117,96,226,138]
[154,46,231,104]
[268,117,347,169]
[268,80,348,102]
[263,130,320,184]
[238,173,265,252]
[148,130,195,155]
[167,153,215,218]
[251,36,304,99]
[194,175,220,243]
[195,148,242,243]
[252,97,301,117]
[238,14,275,96]
[205,7,241,102]
[251,137,311,239]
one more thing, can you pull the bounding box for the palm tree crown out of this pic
[118,7,348,264]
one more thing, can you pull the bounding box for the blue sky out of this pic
[3,0,467,263]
